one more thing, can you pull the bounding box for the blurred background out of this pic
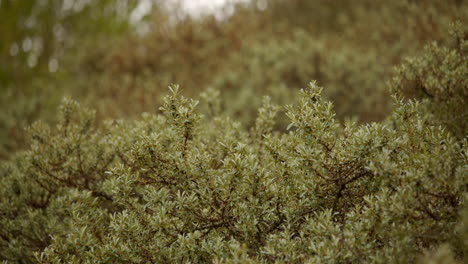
[1,0,467,159]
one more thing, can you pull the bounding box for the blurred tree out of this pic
[0,0,139,88]
[0,0,152,159]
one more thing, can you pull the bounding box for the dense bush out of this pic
[1,0,467,263]
[1,81,466,263]
[391,22,468,138]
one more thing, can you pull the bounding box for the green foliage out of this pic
[0,0,140,159]
[0,0,135,87]
[0,81,60,160]
[1,83,466,263]
[0,98,118,262]
[2,0,467,159]
[69,0,467,125]
[1,1,468,263]
[391,22,468,138]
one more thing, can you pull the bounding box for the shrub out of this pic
[66,0,468,126]
[391,22,468,138]
[2,1,468,263]
[0,0,138,160]
[1,83,466,263]
[0,98,118,262]
[2,0,467,157]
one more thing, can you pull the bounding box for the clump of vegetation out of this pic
[1,80,466,262]
[1,0,467,263]
[0,0,138,159]
[70,0,467,124]
[391,22,468,138]
[2,0,467,157]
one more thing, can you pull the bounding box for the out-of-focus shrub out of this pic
[0,0,140,159]
[68,0,467,126]
[391,22,468,138]
[2,0,467,157]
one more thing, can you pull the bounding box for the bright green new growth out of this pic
[1,78,466,263]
